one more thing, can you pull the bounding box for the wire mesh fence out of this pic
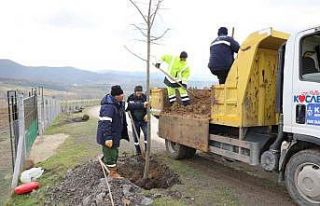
[0,89,62,203]
[24,95,38,154]
[10,92,63,189]
[40,96,61,134]
[0,87,100,203]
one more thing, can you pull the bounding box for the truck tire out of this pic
[185,147,197,159]
[285,149,320,206]
[165,140,188,160]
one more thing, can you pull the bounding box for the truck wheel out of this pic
[285,149,320,206]
[165,140,188,160]
[185,147,196,159]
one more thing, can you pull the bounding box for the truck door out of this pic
[291,28,320,138]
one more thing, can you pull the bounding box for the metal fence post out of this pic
[37,95,43,136]
[45,98,49,129]
[50,98,53,123]
[50,99,52,125]
[11,94,25,188]
[54,99,57,119]
[7,91,15,172]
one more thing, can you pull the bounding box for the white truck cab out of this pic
[284,26,320,138]
[281,26,320,205]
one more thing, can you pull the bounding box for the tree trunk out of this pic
[143,0,152,179]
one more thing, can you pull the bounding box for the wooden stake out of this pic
[97,155,114,206]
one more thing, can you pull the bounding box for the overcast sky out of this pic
[0,0,319,79]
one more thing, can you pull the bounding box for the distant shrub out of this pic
[82,114,90,121]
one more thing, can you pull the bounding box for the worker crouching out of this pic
[96,85,129,179]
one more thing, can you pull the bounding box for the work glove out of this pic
[155,63,161,68]
[182,83,187,89]
[144,114,149,122]
[143,101,149,108]
[105,140,113,148]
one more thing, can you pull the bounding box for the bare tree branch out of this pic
[147,0,152,27]
[131,24,147,37]
[150,28,170,41]
[150,41,161,45]
[123,45,147,62]
[132,39,148,43]
[132,39,161,45]
[150,0,163,28]
[128,0,148,24]
[131,23,147,30]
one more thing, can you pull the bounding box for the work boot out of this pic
[137,153,145,161]
[182,100,190,106]
[108,167,123,179]
[135,146,142,155]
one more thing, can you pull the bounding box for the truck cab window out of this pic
[300,34,320,82]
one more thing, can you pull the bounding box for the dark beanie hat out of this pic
[134,85,143,92]
[180,51,188,59]
[218,27,228,36]
[111,85,123,96]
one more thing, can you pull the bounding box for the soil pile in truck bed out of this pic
[162,88,212,118]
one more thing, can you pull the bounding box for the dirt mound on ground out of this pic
[163,89,212,118]
[46,156,179,206]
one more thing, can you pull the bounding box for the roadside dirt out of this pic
[88,106,100,118]
[29,134,69,164]
[168,153,295,206]
[163,89,212,118]
[46,156,179,206]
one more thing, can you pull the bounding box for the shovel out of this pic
[127,111,146,158]
[152,63,198,98]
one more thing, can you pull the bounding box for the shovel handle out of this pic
[152,64,198,98]
[128,111,146,156]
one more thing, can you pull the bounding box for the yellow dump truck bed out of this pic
[211,28,289,127]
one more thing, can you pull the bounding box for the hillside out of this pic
[0,59,164,86]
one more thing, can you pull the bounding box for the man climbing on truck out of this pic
[96,85,129,178]
[155,51,191,106]
[208,27,240,84]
